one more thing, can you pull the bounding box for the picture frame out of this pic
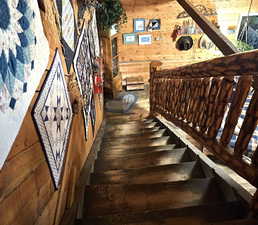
[139,34,152,45]
[236,13,258,49]
[134,18,145,32]
[147,19,161,31]
[123,33,138,44]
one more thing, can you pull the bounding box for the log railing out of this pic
[150,50,258,198]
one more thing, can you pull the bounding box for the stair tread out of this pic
[104,126,161,136]
[91,161,206,184]
[105,122,157,130]
[102,136,171,150]
[84,201,245,225]
[98,144,177,158]
[94,148,192,171]
[85,178,229,217]
[107,119,154,125]
[103,129,166,142]
[98,147,187,161]
[102,136,170,149]
[103,127,161,138]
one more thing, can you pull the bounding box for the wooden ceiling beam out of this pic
[176,0,238,55]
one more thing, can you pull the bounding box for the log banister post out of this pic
[150,61,162,115]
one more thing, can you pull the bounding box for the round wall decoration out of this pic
[198,35,215,50]
[176,36,193,51]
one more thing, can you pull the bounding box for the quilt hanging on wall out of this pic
[33,50,73,189]
[90,94,96,136]
[73,22,93,139]
[90,8,100,58]
[0,0,50,169]
[56,0,76,71]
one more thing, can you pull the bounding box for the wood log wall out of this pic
[118,0,258,83]
[0,1,103,225]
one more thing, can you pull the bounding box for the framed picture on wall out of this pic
[147,19,161,31]
[236,13,258,49]
[139,34,152,45]
[123,33,138,44]
[134,18,145,32]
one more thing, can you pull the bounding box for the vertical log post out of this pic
[150,61,162,115]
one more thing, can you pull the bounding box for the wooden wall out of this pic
[118,0,258,83]
[0,1,103,225]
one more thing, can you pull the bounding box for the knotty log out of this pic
[234,89,258,159]
[155,50,258,79]
[207,78,234,139]
[220,77,252,146]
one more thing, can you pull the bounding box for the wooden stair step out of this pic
[107,119,154,125]
[84,178,228,217]
[91,161,205,185]
[105,122,158,131]
[104,126,160,136]
[105,114,151,121]
[210,219,258,225]
[103,129,166,141]
[101,136,171,149]
[102,136,171,151]
[94,148,192,171]
[98,144,176,158]
[84,201,246,225]
[103,128,163,139]
[126,77,144,85]
[126,84,145,91]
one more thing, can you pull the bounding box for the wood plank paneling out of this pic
[118,0,258,83]
[0,1,104,225]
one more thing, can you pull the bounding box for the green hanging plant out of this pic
[96,0,127,33]
[235,40,254,52]
[228,36,254,52]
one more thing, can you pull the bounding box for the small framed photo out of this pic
[134,18,145,32]
[139,34,152,45]
[147,19,161,31]
[123,33,138,44]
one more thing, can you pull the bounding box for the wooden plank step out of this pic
[101,136,171,149]
[98,145,177,158]
[103,127,160,137]
[94,148,193,172]
[210,219,258,225]
[84,201,246,225]
[105,122,157,131]
[103,129,166,140]
[126,84,145,91]
[106,119,154,125]
[105,114,150,121]
[84,178,226,217]
[91,161,205,185]
[126,77,144,85]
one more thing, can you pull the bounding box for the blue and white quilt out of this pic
[0,0,49,168]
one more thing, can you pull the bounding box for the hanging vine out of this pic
[95,0,127,32]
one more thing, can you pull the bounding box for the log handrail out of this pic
[154,50,258,79]
[149,51,258,212]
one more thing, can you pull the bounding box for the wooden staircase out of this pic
[82,117,255,225]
